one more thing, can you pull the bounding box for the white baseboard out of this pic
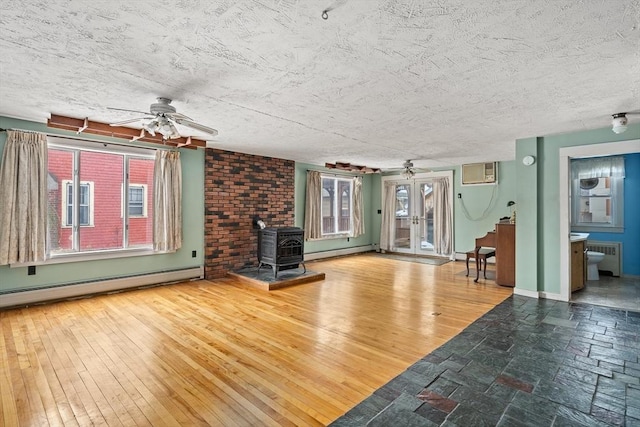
[539,291,568,302]
[513,288,539,299]
[0,266,204,308]
[305,245,374,261]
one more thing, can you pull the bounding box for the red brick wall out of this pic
[204,149,295,279]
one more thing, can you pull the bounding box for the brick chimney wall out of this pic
[204,149,295,279]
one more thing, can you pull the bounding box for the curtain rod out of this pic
[0,127,162,152]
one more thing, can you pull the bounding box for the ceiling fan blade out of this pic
[109,116,153,126]
[174,118,218,136]
[166,112,193,121]
[107,107,151,115]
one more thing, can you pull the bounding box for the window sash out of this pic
[48,140,155,257]
[321,176,353,236]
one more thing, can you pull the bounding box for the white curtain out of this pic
[304,170,322,240]
[432,177,453,256]
[153,150,182,252]
[379,182,397,251]
[571,156,625,179]
[351,176,365,238]
[0,130,48,265]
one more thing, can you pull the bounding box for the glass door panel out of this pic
[394,184,412,251]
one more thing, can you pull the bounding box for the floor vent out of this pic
[586,241,621,276]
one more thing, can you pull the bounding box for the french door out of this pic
[392,180,435,255]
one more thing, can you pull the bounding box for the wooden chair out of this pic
[466,248,496,282]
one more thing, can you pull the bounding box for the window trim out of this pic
[46,138,157,263]
[320,175,354,238]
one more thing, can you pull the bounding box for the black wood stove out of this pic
[258,227,305,279]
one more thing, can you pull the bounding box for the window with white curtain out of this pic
[570,156,625,232]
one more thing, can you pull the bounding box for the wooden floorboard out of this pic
[0,254,511,426]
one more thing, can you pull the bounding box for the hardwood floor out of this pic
[0,254,512,426]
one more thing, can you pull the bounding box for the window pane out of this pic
[321,179,335,234]
[79,151,124,251]
[128,158,154,248]
[338,181,351,233]
[48,149,74,253]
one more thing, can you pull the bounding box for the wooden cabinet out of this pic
[571,240,586,292]
[496,223,515,287]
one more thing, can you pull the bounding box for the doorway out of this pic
[392,180,435,255]
[558,139,639,307]
[381,171,454,258]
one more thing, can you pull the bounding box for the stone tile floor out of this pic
[572,275,640,312]
[330,296,640,426]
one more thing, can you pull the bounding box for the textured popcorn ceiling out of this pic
[0,0,638,169]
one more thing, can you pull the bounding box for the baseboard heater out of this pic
[0,266,204,309]
[305,245,375,261]
[586,241,621,277]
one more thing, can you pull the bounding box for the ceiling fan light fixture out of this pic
[401,160,415,179]
[142,119,158,136]
[611,113,628,134]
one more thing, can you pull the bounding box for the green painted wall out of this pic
[294,162,377,254]
[0,116,204,293]
[451,162,517,253]
[515,123,640,294]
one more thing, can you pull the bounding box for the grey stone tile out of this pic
[553,405,610,427]
[627,405,640,421]
[555,365,598,385]
[450,385,507,417]
[510,391,559,422]
[561,356,613,378]
[332,398,387,426]
[590,404,626,426]
[596,376,627,398]
[590,344,639,363]
[484,383,517,402]
[425,377,459,397]
[458,361,500,386]
[542,316,579,328]
[534,378,593,413]
[444,404,500,427]
[502,403,554,426]
[592,391,626,414]
[414,402,448,425]
[441,369,491,392]
[611,371,640,385]
[366,404,436,427]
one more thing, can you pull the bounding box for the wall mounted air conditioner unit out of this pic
[461,162,497,185]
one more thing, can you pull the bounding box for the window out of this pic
[570,156,624,232]
[63,181,93,226]
[47,138,155,256]
[128,185,146,217]
[321,176,353,236]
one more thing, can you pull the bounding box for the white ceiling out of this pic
[0,1,638,170]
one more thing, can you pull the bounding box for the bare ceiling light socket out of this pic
[611,113,628,134]
[322,10,329,19]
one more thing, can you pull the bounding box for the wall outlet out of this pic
[28,265,36,275]
[458,193,462,199]
[192,250,197,258]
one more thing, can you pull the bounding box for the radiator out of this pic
[586,241,621,277]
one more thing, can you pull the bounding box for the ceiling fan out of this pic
[401,160,416,179]
[108,97,218,140]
